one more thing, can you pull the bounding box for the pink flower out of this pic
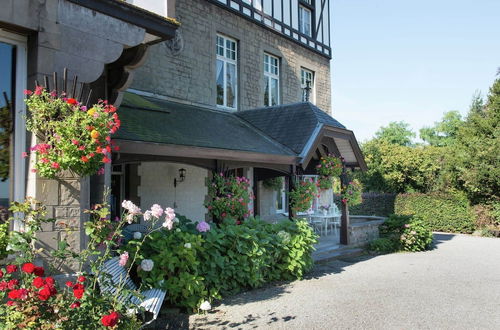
[196,221,211,233]
[22,152,28,158]
[23,89,32,95]
[51,162,60,169]
[34,86,44,95]
[164,207,175,222]
[143,210,152,221]
[118,252,129,267]
[97,167,105,175]
[150,204,163,218]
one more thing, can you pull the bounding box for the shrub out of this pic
[127,217,318,311]
[370,214,433,253]
[0,223,8,260]
[395,192,475,233]
[368,237,398,253]
[340,193,397,216]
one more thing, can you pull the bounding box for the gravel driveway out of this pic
[154,233,500,329]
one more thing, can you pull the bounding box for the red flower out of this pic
[0,281,7,291]
[38,287,52,301]
[6,265,17,274]
[102,157,110,163]
[66,98,77,105]
[8,290,19,300]
[81,156,89,163]
[70,301,81,309]
[33,277,45,288]
[22,262,36,274]
[65,281,74,288]
[73,283,85,299]
[51,162,60,169]
[8,279,19,290]
[34,266,45,277]
[114,146,120,152]
[45,277,55,286]
[9,288,28,300]
[23,89,32,95]
[6,300,15,306]
[101,311,120,327]
[0,270,3,278]
[77,275,86,283]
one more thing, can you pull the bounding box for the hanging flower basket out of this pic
[205,172,252,223]
[341,179,363,206]
[24,86,120,178]
[316,154,343,178]
[290,178,318,213]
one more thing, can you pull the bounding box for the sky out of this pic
[330,0,500,142]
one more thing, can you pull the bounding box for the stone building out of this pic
[1,0,366,266]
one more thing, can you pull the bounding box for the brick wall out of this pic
[131,0,331,113]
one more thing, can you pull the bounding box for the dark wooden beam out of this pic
[253,170,260,217]
[339,165,350,245]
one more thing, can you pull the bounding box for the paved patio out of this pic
[152,233,500,329]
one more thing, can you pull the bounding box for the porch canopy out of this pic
[113,92,366,174]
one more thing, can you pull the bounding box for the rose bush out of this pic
[0,197,177,329]
[24,86,120,178]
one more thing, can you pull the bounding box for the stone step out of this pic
[312,246,364,263]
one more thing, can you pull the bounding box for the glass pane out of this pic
[276,189,283,210]
[216,36,224,56]
[226,63,236,108]
[216,60,224,106]
[264,55,269,73]
[264,77,269,106]
[0,42,14,210]
[271,78,278,106]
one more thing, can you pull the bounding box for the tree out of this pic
[419,111,464,147]
[374,121,415,146]
[449,78,500,203]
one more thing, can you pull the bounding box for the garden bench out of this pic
[98,257,166,326]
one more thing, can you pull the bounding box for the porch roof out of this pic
[114,93,297,162]
[114,92,366,171]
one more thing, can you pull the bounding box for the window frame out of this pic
[216,34,238,110]
[298,4,313,37]
[263,53,280,107]
[300,67,315,103]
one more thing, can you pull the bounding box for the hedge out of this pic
[334,193,396,217]
[394,192,476,233]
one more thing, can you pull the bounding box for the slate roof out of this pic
[114,92,296,156]
[235,102,346,155]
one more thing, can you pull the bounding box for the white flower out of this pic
[140,259,154,272]
[133,232,142,240]
[199,300,211,311]
[162,218,174,230]
[184,243,192,249]
[150,204,164,218]
[143,210,152,221]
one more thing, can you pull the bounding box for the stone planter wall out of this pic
[348,216,385,246]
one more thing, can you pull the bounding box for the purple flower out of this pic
[196,221,211,233]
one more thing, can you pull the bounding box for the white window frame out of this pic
[263,53,280,107]
[301,67,315,103]
[0,30,27,230]
[275,177,287,214]
[216,34,238,110]
[299,5,312,37]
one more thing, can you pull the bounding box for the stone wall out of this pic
[348,216,385,246]
[130,0,331,113]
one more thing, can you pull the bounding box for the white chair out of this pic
[327,204,341,236]
[98,257,166,326]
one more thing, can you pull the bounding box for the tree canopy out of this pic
[374,121,415,146]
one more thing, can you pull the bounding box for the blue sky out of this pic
[330,0,500,142]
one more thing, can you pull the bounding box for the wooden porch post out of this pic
[252,169,259,217]
[287,165,296,220]
[340,165,350,245]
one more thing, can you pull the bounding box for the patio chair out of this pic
[98,257,166,326]
[122,223,149,242]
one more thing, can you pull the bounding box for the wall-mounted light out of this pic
[174,168,187,187]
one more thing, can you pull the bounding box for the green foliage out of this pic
[369,214,433,253]
[359,140,443,193]
[447,78,500,204]
[129,218,317,312]
[340,179,363,206]
[0,222,8,260]
[262,177,283,190]
[374,121,415,146]
[289,178,317,213]
[419,111,464,147]
[339,193,396,217]
[316,154,343,177]
[395,192,476,233]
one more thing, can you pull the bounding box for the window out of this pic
[216,35,237,110]
[264,53,279,106]
[0,32,27,225]
[299,5,312,37]
[301,67,315,103]
[275,177,287,214]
